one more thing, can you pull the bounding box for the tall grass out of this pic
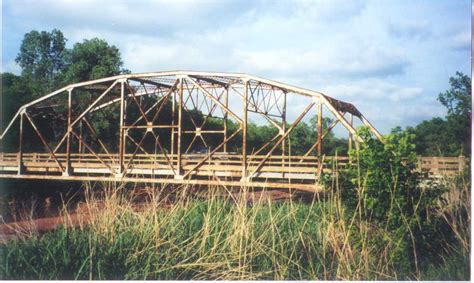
[0,171,470,280]
[418,171,471,280]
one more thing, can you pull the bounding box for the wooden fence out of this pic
[417,156,467,176]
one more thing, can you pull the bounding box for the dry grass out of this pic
[1,171,470,280]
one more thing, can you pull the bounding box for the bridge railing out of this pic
[0,152,467,177]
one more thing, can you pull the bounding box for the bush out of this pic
[335,127,447,272]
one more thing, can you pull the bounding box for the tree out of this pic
[63,38,129,84]
[0,73,34,151]
[15,29,67,96]
[410,72,471,156]
[438,72,471,119]
[4,30,130,151]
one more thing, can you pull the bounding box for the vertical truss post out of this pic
[281,91,287,173]
[241,79,249,181]
[78,121,83,154]
[223,87,228,153]
[317,101,323,162]
[63,88,73,176]
[171,90,176,164]
[176,77,184,178]
[17,111,25,174]
[118,80,125,177]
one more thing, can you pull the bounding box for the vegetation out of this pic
[409,72,471,156]
[1,120,470,280]
[336,126,469,277]
[1,151,469,279]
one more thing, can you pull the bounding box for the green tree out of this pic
[15,29,67,96]
[63,38,129,84]
[438,72,471,119]
[3,30,130,151]
[0,73,34,151]
[409,72,471,156]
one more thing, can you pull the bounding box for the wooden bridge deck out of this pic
[0,153,466,192]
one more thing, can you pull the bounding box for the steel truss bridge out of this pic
[0,71,383,192]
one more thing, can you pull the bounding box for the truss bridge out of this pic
[0,71,385,192]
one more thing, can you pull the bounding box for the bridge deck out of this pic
[0,153,465,193]
[0,153,342,192]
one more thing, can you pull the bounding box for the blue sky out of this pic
[1,0,471,135]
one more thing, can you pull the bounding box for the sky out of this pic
[1,0,471,135]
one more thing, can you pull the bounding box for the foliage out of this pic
[340,127,426,227]
[0,73,31,151]
[15,29,128,92]
[438,71,471,119]
[2,29,129,151]
[63,38,129,84]
[336,126,449,272]
[15,29,67,96]
[409,72,471,156]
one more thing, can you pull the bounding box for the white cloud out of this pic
[2,0,470,135]
[450,31,470,51]
[321,81,423,103]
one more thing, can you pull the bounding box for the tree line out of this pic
[1,29,471,157]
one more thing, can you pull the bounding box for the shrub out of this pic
[335,127,447,272]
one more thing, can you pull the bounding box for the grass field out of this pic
[0,170,469,280]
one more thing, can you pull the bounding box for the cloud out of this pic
[321,81,423,103]
[3,0,408,81]
[5,0,249,38]
[450,31,470,51]
[388,21,431,40]
[234,45,409,79]
[1,0,470,135]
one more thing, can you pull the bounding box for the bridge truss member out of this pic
[0,71,382,192]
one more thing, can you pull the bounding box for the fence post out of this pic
[458,155,465,172]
